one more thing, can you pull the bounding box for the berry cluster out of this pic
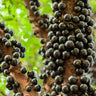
[0,22,41,96]
[29,0,49,36]
[38,0,96,96]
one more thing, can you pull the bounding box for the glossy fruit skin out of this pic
[6,82,13,90]
[68,76,78,84]
[55,85,62,92]
[59,44,65,51]
[80,76,90,84]
[77,1,84,7]
[67,23,74,30]
[14,81,20,88]
[5,41,12,47]
[54,11,61,18]
[11,58,18,66]
[0,22,5,29]
[2,37,8,43]
[62,30,69,36]
[73,16,80,23]
[75,29,81,34]
[80,84,88,92]
[82,60,90,69]
[76,33,84,41]
[68,35,75,42]
[78,21,85,28]
[71,48,79,56]
[86,26,93,34]
[51,91,58,96]
[73,59,81,68]
[1,61,10,71]
[81,8,88,16]
[80,49,87,57]
[75,41,84,49]
[13,52,20,59]
[62,85,70,94]
[79,14,85,21]
[58,2,66,10]
[70,85,78,93]
[26,86,32,92]
[27,70,35,79]
[31,78,38,85]
[42,93,50,96]
[55,75,63,84]
[53,50,61,58]
[11,39,17,45]
[59,36,66,43]
[74,6,81,12]
[7,76,14,83]
[5,33,11,39]
[62,51,70,60]
[0,22,28,95]
[76,68,84,76]
[65,40,75,50]
[20,67,27,74]
[59,23,66,30]
[4,55,11,62]
[15,92,23,96]
[3,69,10,76]
[34,85,41,92]
[64,14,72,21]
[57,66,64,74]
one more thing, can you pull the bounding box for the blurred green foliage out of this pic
[0,0,96,95]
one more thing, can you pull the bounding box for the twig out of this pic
[0,90,7,96]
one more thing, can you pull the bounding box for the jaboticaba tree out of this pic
[0,0,96,96]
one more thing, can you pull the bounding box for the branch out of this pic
[23,0,49,39]
[0,27,39,96]
[39,0,96,95]
[0,90,7,96]
[42,0,80,94]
